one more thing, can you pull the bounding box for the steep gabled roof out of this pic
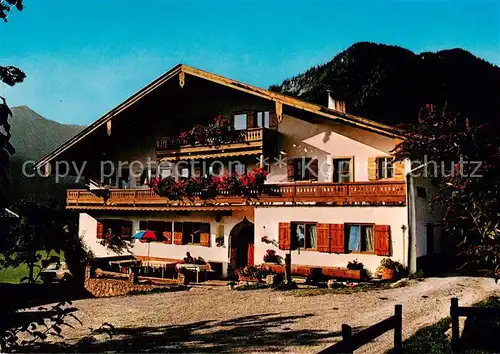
[35,64,402,168]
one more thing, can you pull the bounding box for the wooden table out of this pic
[176,263,211,283]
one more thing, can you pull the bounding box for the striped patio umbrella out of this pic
[132,230,157,242]
[132,230,157,262]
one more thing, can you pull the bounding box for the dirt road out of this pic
[34,276,499,353]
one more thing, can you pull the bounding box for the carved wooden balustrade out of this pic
[155,127,278,159]
[67,181,406,210]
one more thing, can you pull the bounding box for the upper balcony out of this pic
[156,127,278,160]
[66,181,406,211]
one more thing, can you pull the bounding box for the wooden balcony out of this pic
[156,127,278,160]
[66,181,406,211]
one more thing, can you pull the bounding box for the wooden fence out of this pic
[318,304,402,354]
[450,297,500,352]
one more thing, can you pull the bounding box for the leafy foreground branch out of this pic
[0,301,79,352]
[394,105,500,278]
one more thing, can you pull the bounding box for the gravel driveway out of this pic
[34,276,498,353]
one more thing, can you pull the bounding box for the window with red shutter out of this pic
[317,223,331,252]
[96,221,103,239]
[330,224,345,253]
[200,223,211,247]
[163,222,173,244]
[374,225,391,256]
[278,222,291,250]
[173,222,183,245]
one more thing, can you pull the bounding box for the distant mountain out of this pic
[270,42,500,127]
[9,106,84,161]
[6,106,84,202]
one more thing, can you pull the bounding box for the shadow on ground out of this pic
[21,313,353,353]
[0,282,91,311]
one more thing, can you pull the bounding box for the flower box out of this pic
[238,275,260,283]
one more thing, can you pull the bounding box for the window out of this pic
[345,224,374,252]
[118,167,130,189]
[101,219,133,240]
[256,111,270,128]
[160,166,172,178]
[291,222,317,250]
[179,166,190,179]
[230,162,247,175]
[233,113,247,130]
[208,162,222,176]
[292,157,317,181]
[377,157,394,179]
[333,158,351,183]
[182,222,210,244]
[417,186,427,198]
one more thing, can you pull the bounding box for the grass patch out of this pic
[0,250,64,284]
[386,296,500,354]
[233,281,400,295]
[285,282,395,297]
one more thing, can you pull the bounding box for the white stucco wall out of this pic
[411,177,443,258]
[254,205,408,274]
[78,210,255,277]
[266,114,393,183]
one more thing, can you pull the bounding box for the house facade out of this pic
[36,64,441,278]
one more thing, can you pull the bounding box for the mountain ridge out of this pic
[270,42,500,127]
[9,106,84,161]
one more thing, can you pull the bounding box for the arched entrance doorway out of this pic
[229,218,255,269]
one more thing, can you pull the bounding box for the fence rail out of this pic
[318,304,402,354]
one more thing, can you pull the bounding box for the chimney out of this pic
[327,90,347,113]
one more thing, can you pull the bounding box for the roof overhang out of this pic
[35,64,403,169]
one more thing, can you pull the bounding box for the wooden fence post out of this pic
[394,304,403,354]
[341,324,353,354]
[284,254,292,284]
[450,297,459,352]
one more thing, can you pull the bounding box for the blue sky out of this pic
[0,0,498,126]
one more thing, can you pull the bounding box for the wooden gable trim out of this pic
[35,65,184,169]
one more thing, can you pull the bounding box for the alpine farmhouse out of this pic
[35,64,443,278]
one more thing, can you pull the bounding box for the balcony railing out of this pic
[157,128,265,149]
[67,181,406,209]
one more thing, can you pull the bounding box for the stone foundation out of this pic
[84,266,155,298]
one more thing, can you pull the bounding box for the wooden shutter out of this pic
[173,222,183,245]
[200,223,211,247]
[247,243,254,266]
[287,159,295,182]
[374,225,391,256]
[330,224,345,253]
[317,223,331,252]
[368,157,377,181]
[394,161,405,181]
[310,159,318,181]
[96,221,104,239]
[278,222,291,250]
[163,223,173,244]
[246,111,255,129]
[269,111,278,130]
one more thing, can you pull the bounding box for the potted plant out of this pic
[346,259,364,270]
[263,249,282,264]
[376,258,404,280]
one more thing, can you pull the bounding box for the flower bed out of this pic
[148,168,268,201]
[177,115,245,146]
